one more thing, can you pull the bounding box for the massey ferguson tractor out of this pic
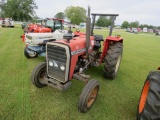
[31,7,123,112]
[24,18,68,58]
[137,67,160,120]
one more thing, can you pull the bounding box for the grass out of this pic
[0,25,160,120]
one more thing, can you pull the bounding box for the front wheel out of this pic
[24,47,38,59]
[78,80,99,113]
[137,71,160,120]
[31,62,47,88]
[103,42,123,79]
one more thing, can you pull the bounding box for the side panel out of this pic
[69,55,78,80]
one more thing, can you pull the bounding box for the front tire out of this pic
[103,42,123,79]
[137,71,160,120]
[24,47,38,59]
[78,80,99,113]
[31,62,47,88]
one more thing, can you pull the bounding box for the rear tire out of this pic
[24,47,38,59]
[103,42,123,79]
[31,62,47,88]
[78,80,99,113]
[137,71,160,120]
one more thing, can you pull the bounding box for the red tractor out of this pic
[31,7,123,112]
[137,67,160,120]
[21,18,64,42]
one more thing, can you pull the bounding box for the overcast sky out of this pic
[34,0,160,26]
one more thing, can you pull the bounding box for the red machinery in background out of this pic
[21,18,64,42]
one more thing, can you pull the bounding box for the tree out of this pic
[0,0,38,21]
[96,16,111,27]
[139,24,154,29]
[148,25,154,29]
[0,0,6,17]
[129,21,139,28]
[64,6,86,25]
[139,24,148,29]
[121,21,129,29]
[32,15,41,22]
[54,12,65,19]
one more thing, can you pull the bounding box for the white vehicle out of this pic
[2,18,14,27]
[24,30,68,58]
[126,28,131,32]
[156,31,160,36]
[79,23,86,28]
[131,28,138,33]
[143,27,148,33]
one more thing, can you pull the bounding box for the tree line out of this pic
[0,1,159,29]
[0,0,38,21]
[121,21,160,29]
[0,0,111,26]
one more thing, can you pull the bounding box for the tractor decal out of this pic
[38,36,53,39]
[71,46,92,55]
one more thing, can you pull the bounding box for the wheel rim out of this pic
[139,80,150,113]
[38,68,46,84]
[28,51,37,57]
[115,53,122,73]
[87,86,99,108]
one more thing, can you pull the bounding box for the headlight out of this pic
[49,61,53,66]
[60,64,65,71]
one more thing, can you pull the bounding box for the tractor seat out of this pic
[94,35,104,41]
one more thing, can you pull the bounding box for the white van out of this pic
[143,27,148,33]
[2,18,14,27]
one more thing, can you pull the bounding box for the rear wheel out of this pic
[31,62,47,88]
[78,80,99,113]
[103,42,123,79]
[24,47,38,59]
[137,71,160,120]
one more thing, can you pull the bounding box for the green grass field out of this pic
[0,25,160,120]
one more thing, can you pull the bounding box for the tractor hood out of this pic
[53,35,95,56]
[25,30,68,46]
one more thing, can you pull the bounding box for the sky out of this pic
[34,0,160,26]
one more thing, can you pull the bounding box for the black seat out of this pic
[94,35,104,41]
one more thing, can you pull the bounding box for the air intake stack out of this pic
[86,6,91,55]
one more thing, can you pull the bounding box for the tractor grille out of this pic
[47,43,70,83]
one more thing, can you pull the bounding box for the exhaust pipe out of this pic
[86,6,91,55]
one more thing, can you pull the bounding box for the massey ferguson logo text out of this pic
[71,47,92,55]
[71,48,86,55]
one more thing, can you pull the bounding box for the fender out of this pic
[100,36,123,63]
